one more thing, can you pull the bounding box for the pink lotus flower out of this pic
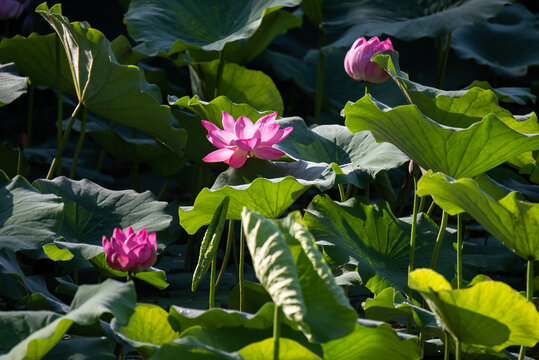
[344,36,393,83]
[202,111,293,168]
[0,0,31,20]
[102,227,157,273]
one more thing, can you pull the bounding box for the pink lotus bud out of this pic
[344,36,393,83]
[102,227,157,273]
[0,0,31,20]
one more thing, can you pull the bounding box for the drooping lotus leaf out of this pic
[0,280,136,360]
[242,209,357,343]
[417,171,539,260]
[325,0,509,46]
[179,177,309,234]
[452,4,539,78]
[464,80,536,105]
[124,0,302,54]
[11,4,186,156]
[344,95,539,179]
[111,304,179,359]
[409,268,539,351]
[0,62,28,107]
[303,194,455,294]
[0,175,63,252]
[321,322,421,360]
[239,338,321,360]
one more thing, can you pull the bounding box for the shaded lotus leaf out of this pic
[124,0,301,55]
[325,0,509,46]
[409,268,539,351]
[110,35,148,65]
[344,95,539,179]
[0,62,28,107]
[179,177,309,234]
[417,171,539,260]
[239,338,321,360]
[148,336,244,360]
[303,194,455,294]
[452,4,539,78]
[321,322,421,360]
[0,175,63,252]
[43,337,116,360]
[0,280,136,360]
[242,209,357,343]
[465,80,536,105]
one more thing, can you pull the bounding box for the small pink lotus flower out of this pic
[102,227,157,273]
[0,0,31,20]
[344,36,393,83]
[202,111,293,168]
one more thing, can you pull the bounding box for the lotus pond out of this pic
[0,1,538,359]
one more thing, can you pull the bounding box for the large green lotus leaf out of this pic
[0,62,28,107]
[111,303,179,359]
[242,209,357,343]
[0,176,63,252]
[303,194,455,294]
[465,80,536,105]
[43,337,115,360]
[0,279,136,360]
[322,322,421,360]
[452,4,539,77]
[189,60,283,114]
[30,3,186,156]
[33,176,172,247]
[417,171,539,260]
[148,336,244,360]
[239,338,321,360]
[124,0,301,54]
[179,177,309,234]
[325,0,508,45]
[409,269,539,351]
[344,95,539,179]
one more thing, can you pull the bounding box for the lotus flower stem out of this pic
[407,176,419,293]
[215,220,234,291]
[273,304,281,360]
[209,258,217,308]
[418,195,426,213]
[25,84,34,146]
[456,214,463,289]
[214,50,225,98]
[314,28,325,125]
[455,337,461,360]
[56,35,63,176]
[518,258,534,360]
[435,33,452,89]
[430,210,449,269]
[69,106,87,179]
[239,224,245,311]
[46,102,83,180]
[364,81,370,96]
[443,332,450,360]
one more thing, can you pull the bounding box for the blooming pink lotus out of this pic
[102,227,157,273]
[344,36,394,83]
[202,111,293,168]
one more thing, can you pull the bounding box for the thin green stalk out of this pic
[395,77,414,105]
[456,214,463,289]
[338,184,346,202]
[345,184,355,199]
[313,27,325,125]
[435,33,452,89]
[426,199,436,217]
[418,195,426,214]
[364,81,370,96]
[46,102,83,180]
[518,259,534,360]
[239,225,245,312]
[444,332,450,360]
[273,305,281,360]
[455,338,461,360]
[157,177,169,200]
[407,176,419,294]
[56,35,63,177]
[215,220,234,292]
[214,50,225,98]
[209,258,217,308]
[26,85,34,146]
[69,106,87,179]
[17,147,23,176]
[430,210,449,269]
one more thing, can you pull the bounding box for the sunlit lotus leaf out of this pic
[321,322,421,360]
[242,209,357,343]
[344,95,539,179]
[179,177,309,234]
[124,0,301,54]
[0,62,28,107]
[111,304,179,359]
[239,338,321,360]
[0,175,63,252]
[409,268,539,351]
[303,194,455,294]
[325,0,509,46]
[0,280,135,360]
[452,4,539,78]
[417,171,539,260]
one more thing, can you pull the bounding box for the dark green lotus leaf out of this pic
[465,80,536,105]
[303,194,455,294]
[344,95,539,179]
[417,171,539,260]
[149,336,244,360]
[0,175,63,252]
[0,62,28,107]
[0,280,136,360]
[325,0,509,45]
[242,210,357,343]
[179,177,309,234]
[239,338,321,360]
[43,337,116,360]
[410,269,539,351]
[33,176,172,248]
[110,35,148,65]
[321,322,421,360]
[452,4,539,78]
[125,0,301,55]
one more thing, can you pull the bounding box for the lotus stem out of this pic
[456,214,463,289]
[364,81,370,96]
[239,224,245,311]
[426,198,436,216]
[215,220,234,292]
[430,210,449,269]
[338,184,346,202]
[314,27,325,125]
[214,49,225,98]
[518,258,535,360]
[435,33,452,89]
[407,175,419,295]
[17,146,23,176]
[56,35,63,177]
[25,85,34,146]
[69,106,87,179]
[455,337,461,360]
[395,77,414,105]
[273,304,281,360]
[209,257,217,308]
[418,195,426,213]
[345,184,355,199]
[443,332,450,360]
